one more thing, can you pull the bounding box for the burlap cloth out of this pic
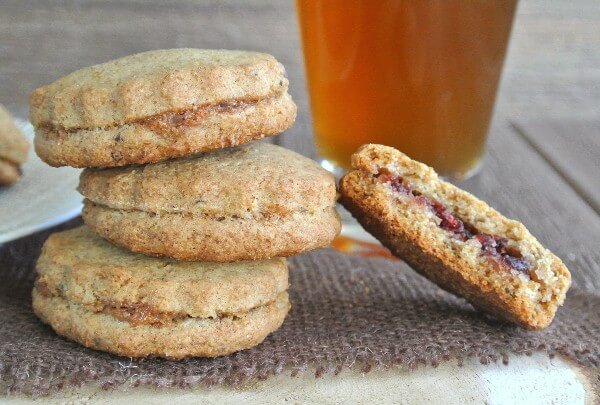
[1,218,599,397]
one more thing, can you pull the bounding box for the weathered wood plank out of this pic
[496,0,600,120]
[511,119,600,214]
[458,123,600,291]
[2,0,600,157]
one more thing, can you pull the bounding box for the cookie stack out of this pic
[29,49,341,359]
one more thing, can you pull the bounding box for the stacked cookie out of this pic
[30,49,340,359]
[0,105,29,185]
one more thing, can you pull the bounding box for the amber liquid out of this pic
[297,0,517,178]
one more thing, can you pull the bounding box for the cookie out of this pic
[30,49,296,168]
[79,142,341,262]
[339,144,570,330]
[33,226,290,359]
[0,159,23,186]
[0,105,29,185]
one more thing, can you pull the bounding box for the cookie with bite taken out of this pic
[339,144,571,330]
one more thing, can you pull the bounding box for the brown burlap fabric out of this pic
[1,218,599,397]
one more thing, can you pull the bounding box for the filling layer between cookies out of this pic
[39,96,271,135]
[102,301,188,326]
[140,99,258,135]
[376,169,530,274]
[34,280,254,327]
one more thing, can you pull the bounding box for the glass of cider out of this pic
[296,0,517,179]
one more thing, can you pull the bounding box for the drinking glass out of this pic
[297,0,517,180]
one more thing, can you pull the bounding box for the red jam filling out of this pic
[376,170,530,274]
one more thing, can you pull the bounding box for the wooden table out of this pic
[1,1,599,403]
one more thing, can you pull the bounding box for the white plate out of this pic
[0,119,82,243]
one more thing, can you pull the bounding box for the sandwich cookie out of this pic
[33,226,290,359]
[339,144,570,330]
[30,49,296,168]
[0,105,29,185]
[79,142,341,262]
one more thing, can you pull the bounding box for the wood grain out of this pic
[511,119,600,214]
[2,0,600,157]
[460,124,600,291]
[497,0,600,120]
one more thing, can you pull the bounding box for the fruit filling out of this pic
[140,99,256,135]
[376,170,530,274]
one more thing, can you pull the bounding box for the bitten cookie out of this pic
[79,142,341,262]
[30,49,297,168]
[339,144,570,330]
[0,105,29,185]
[33,226,290,359]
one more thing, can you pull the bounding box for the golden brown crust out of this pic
[30,49,288,129]
[79,142,336,219]
[34,92,296,168]
[33,289,290,359]
[35,226,289,318]
[79,142,341,261]
[340,144,571,330]
[83,200,341,262]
